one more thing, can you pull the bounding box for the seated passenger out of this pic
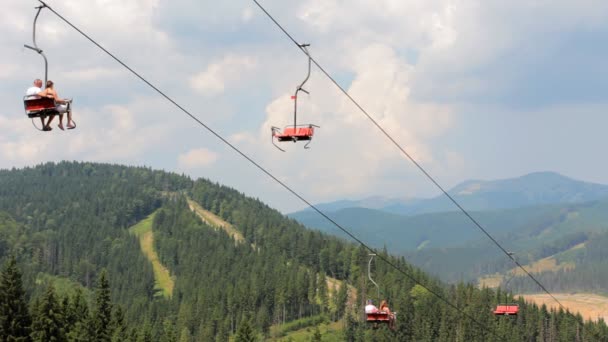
[25,78,44,99]
[365,299,378,314]
[379,300,396,329]
[25,79,54,130]
[40,80,75,130]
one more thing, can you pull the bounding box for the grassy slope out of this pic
[129,213,174,298]
[187,198,246,245]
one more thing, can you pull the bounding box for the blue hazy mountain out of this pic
[290,172,608,285]
[294,171,608,216]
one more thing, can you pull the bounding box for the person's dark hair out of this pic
[46,80,54,88]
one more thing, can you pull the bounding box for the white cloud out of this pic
[229,132,256,144]
[178,148,218,169]
[241,7,254,23]
[3,0,608,212]
[62,67,123,82]
[256,41,454,198]
[190,55,257,96]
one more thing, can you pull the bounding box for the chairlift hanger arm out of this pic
[368,254,380,302]
[291,43,312,129]
[294,44,312,96]
[25,2,49,84]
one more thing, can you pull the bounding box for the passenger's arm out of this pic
[49,90,66,103]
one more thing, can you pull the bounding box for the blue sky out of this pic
[1,0,608,213]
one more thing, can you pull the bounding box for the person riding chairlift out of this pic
[40,80,74,130]
[379,300,396,330]
[365,299,378,313]
[25,78,54,130]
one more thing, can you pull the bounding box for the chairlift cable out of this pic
[250,0,568,313]
[38,0,503,338]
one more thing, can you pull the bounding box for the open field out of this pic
[521,293,608,322]
[130,213,174,298]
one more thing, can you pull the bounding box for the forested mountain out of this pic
[292,187,608,289]
[290,204,570,253]
[507,230,608,294]
[294,171,608,216]
[0,162,606,341]
[407,197,608,285]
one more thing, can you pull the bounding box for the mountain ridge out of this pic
[292,171,608,216]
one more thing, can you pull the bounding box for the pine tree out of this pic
[0,255,31,342]
[93,270,113,342]
[110,306,127,342]
[178,327,191,342]
[136,323,152,342]
[234,318,256,342]
[335,281,348,320]
[312,326,322,342]
[66,288,91,342]
[30,283,65,342]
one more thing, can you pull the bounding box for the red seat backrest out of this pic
[281,127,314,137]
[24,97,56,112]
[494,305,519,315]
[367,311,391,321]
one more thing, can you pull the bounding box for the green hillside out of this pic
[507,230,608,294]
[291,206,538,252]
[293,195,608,287]
[0,162,606,341]
[408,198,608,284]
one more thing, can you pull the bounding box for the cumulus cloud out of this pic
[241,7,254,23]
[3,0,608,212]
[178,148,219,169]
[190,55,257,96]
[256,40,454,198]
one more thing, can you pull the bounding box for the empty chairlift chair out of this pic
[493,304,519,316]
[271,44,319,151]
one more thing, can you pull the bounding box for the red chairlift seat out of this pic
[23,96,58,118]
[493,304,519,316]
[272,125,317,142]
[366,310,391,323]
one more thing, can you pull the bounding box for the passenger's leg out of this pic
[46,114,55,127]
[57,105,68,130]
[67,110,75,128]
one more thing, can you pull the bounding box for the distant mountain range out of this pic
[290,172,608,284]
[294,171,608,216]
